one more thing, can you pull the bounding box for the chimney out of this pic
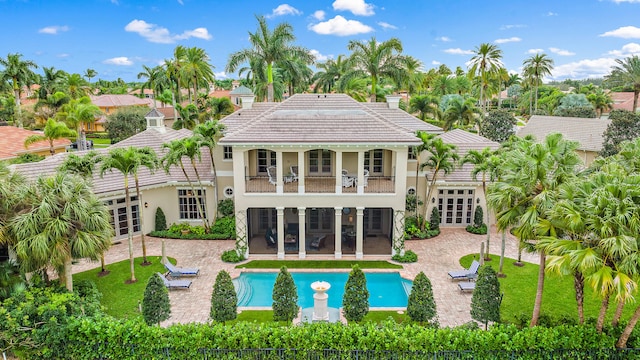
[240,95,255,110]
[144,108,166,133]
[385,95,402,109]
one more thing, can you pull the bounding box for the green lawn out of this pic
[229,310,408,324]
[237,260,402,270]
[459,254,634,324]
[86,137,111,148]
[73,256,173,319]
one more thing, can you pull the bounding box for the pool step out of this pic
[233,276,253,306]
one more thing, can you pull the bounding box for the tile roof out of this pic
[229,85,253,95]
[11,128,212,196]
[0,126,71,160]
[91,94,152,108]
[610,92,638,112]
[219,94,440,145]
[517,115,611,152]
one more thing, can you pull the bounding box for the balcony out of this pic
[245,176,395,194]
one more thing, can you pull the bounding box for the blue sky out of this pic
[2,0,640,82]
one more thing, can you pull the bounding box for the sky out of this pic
[2,0,640,83]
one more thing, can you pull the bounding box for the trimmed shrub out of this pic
[407,272,438,327]
[272,266,298,323]
[392,250,418,263]
[154,207,167,231]
[466,206,487,235]
[342,265,369,323]
[471,265,501,330]
[218,199,235,218]
[221,249,245,263]
[429,207,440,232]
[142,273,171,326]
[210,270,237,323]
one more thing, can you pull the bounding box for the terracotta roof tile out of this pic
[90,94,152,107]
[517,115,610,151]
[0,126,71,160]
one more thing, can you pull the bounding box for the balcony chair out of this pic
[289,165,299,182]
[267,166,277,185]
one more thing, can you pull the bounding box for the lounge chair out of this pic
[265,227,277,247]
[164,261,200,277]
[309,234,327,250]
[157,272,192,289]
[342,175,355,187]
[267,166,277,185]
[458,281,476,292]
[448,260,480,280]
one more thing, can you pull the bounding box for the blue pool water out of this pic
[234,272,412,308]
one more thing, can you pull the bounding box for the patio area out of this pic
[71,227,537,328]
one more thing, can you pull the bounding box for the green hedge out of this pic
[148,230,232,240]
[57,320,621,359]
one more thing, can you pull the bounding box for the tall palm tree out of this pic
[181,46,215,105]
[164,46,187,121]
[418,134,459,228]
[11,173,112,291]
[587,88,613,117]
[487,133,581,326]
[442,97,480,130]
[0,163,27,257]
[468,43,503,113]
[409,94,441,121]
[62,73,90,99]
[312,55,352,93]
[39,66,66,99]
[346,37,405,102]
[161,138,210,232]
[34,91,70,123]
[57,96,101,151]
[138,65,170,107]
[0,53,38,127]
[84,68,97,86]
[396,55,425,97]
[279,57,313,97]
[193,121,226,225]
[522,53,554,113]
[431,75,456,97]
[24,118,76,155]
[200,97,234,121]
[606,55,640,113]
[227,15,313,102]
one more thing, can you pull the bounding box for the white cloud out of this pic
[332,0,374,16]
[610,0,640,2]
[103,57,133,66]
[600,26,640,39]
[38,25,69,34]
[214,71,227,79]
[310,49,332,62]
[309,15,374,36]
[177,0,183,4]
[436,36,451,42]
[607,42,640,57]
[527,48,545,54]
[124,19,211,44]
[550,58,617,79]
[57,53,70,58]
[266,4,302,18]
[431,60,441,65]
[549,47,575,56]
[378,21,397,30]
[443,48,474,55]
[494,37,521,44]
[500,24,526,30]
[313,10,325,20]
[546,11,558,16]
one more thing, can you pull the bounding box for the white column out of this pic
[276,150,283,194]
[298,151,305,194]
[298,207,306,259]
[394,147,409,195]
[335,150,342,194]
[276,207,285,259]
[334,207,343,259]
[357,151,365,194]
[356,207,365,259]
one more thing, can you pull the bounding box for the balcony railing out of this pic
[244,176,395,194]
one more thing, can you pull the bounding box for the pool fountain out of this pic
[301,280,340,323]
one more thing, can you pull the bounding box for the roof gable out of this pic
[517,115,610,151]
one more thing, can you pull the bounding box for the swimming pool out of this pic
[234,272,412,308]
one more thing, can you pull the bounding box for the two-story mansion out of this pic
[7,93,497,261]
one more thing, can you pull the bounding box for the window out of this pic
[408,146,417,160]
[223,146,233,160]
[309,208,332,231]
[437,189,475,226]
[178,189,207,220]
[407,187,416,195]
[309,149,332,175]
[223,186,234,198]
[257,149,276,174]
[104,196,140,237]
[364,149,383,174]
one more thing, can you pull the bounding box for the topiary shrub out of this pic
[392,250,418,263]
[466,206,487,235]
[218,199,235,218]
[407,271,438,327]
[210,270,237,323]
[429,207,440,232]
[141,273,171,326]
[471,265,501,330]
[272,266,298,323]
[221,249,245,263]
[154,208,167,231]
[342,264,369,323]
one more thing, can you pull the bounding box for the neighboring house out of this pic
[128,88,155,99]
[89,94,153,132]
[229,85,254,107]
[0,126,71,161]
[610,92,639,113]
[517,115,611,166]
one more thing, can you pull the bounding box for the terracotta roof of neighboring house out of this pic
[156,106,179,120]
[0,126,71,160]
[424,129,500,183]
[517,115,611,152]
[610,92,638,112]
[229,85,253,96]
[209,89,231,99]
[11,127,211,195]
[90,94,152,108]
[128,89,154,95]
[219,94,440,145]
[95,115,108,124]
[20,84,41,99]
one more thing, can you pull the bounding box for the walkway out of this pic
[71,227,537,328]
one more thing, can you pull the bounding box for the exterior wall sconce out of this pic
[477,198,480,204]
[431,197,436,203]
[144,202,149,208]
[348,215,353,223]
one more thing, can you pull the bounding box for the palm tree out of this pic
[201,97,234,121]
[11,173,112,291]
[395,55,425,97]
[226,15,313,102]
[487,133,581,326]
[164,46,186,121]
[468,43,503,113]
[442,97,480,130]
[0,53,38,127]
[461,147,496,260]
[173,103,199,130]
[280,57,313,97]
[606,55,640,113]
[312,55,352,93]
[587,88,613,117]
[84,68,97,85]
[0,163,27,259]
[62,73,90,99]
[346,37,405,102]
[57,96,101,151]
[193,121,226,225]
[24,118,76,155]
[39,66,65,98]
[409,94,441,121]
[34,91,70,123]
[522,53,554,112]
[161,138,210,232]
[181,46,215,105]
[431,75,456,97]
[138,65,170,108]
[418,134,459,229]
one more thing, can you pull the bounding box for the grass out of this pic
[73,256,173,319]
[86,137,111,148]
[361,310,409,324]
[236,260,402,270]
[459,254,634,325]
[230,310,274,324]
[228,310,408,324]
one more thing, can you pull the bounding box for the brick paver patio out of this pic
[72,227,537,328]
